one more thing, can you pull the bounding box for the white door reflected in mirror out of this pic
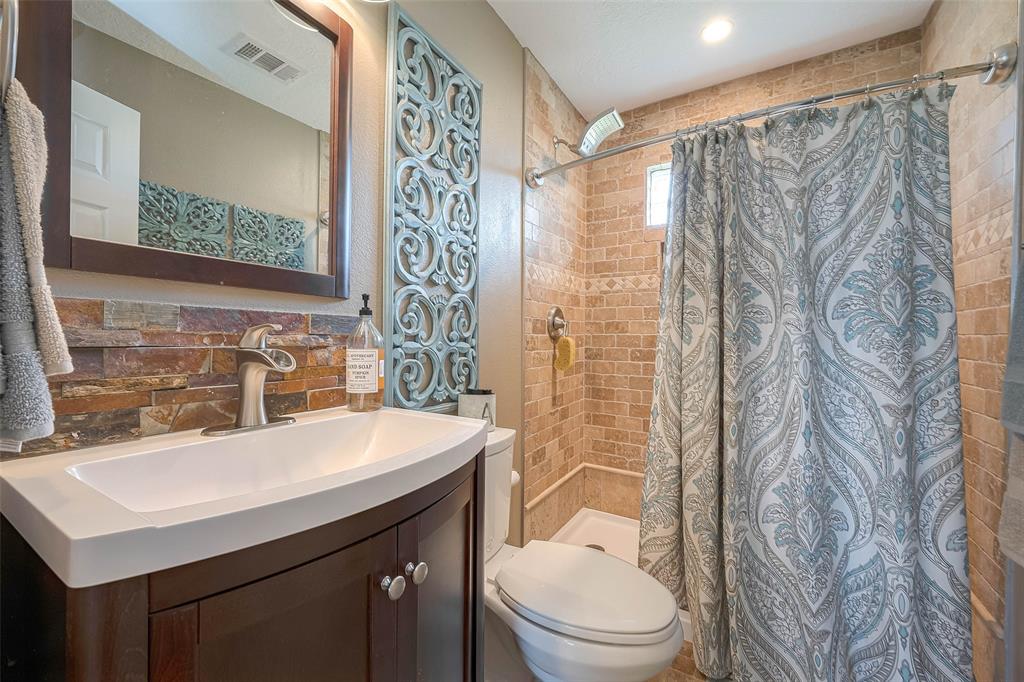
[70,81,140,245]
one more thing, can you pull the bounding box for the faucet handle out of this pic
[239,323,283,349]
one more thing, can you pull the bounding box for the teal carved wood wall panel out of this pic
[383,7,482,412]
[138,180,228,257]
[136,181,309,271]
[233,204,306,270]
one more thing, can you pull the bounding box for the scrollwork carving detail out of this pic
[385,10,481,411]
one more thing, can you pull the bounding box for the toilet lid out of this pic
[494,541,678,643]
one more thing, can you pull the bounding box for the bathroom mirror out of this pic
[19,0,352,297]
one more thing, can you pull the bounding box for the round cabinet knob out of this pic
[380,575,406,601]
[405,561,429,585]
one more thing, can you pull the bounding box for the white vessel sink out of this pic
[0,407,486,588]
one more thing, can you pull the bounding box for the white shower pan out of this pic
[551,507,693,644]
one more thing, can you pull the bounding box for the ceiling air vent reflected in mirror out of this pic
[224,34,305,83]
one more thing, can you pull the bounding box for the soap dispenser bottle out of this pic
[346,294,385,412]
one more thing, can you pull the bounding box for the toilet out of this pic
[483,428,684,682]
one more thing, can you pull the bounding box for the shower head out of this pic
[576,108,624,156]
[553,107,625,159]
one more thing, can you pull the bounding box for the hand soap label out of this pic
[347,349,384,394]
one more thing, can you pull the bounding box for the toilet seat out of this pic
[493,540,679,646]
[497,590,680,646]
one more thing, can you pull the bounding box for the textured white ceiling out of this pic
[74,0,334,131]
[487,0,933,119]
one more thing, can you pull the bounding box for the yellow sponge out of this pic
[553,336,576,371]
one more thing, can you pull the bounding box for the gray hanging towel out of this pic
[5,80,72,376]
[0,116,54,452]
[1000,270,1024,565]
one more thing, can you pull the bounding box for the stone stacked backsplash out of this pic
[4,299,357,459]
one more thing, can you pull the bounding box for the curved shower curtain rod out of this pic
[525,42,1019,189]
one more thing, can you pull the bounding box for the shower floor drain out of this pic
[585,543,606,552]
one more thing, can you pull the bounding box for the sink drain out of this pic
[585,543,606,552]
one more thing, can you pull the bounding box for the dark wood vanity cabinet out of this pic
[1,453,484,682]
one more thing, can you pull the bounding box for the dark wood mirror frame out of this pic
[17,0,353,298]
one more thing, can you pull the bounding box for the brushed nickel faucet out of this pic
[201,324,298,437]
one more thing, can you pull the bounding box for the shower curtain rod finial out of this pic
[525,167,544,189]
[982,42,1017,85]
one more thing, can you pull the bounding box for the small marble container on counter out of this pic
[458,389,495,431]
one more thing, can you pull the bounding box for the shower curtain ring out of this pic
[908,74,921,97]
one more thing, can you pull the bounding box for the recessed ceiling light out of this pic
[701,18,733,44]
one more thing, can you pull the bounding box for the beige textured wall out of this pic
[922,2,1018,680]
[400,0,525,546]
[72,21,322,242]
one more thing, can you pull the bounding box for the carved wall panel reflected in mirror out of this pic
[18,0,352,297]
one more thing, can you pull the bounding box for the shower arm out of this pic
[553,135,582,157]
[525,43,1018,189]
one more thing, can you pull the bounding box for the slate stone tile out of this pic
[211,348,237,374]
[64,328,144,348]
[267,392,308,416]
[138,331,238,347]
[188,373,239,388]
[104,348,212,377]
[305,376,340,391]
[104,301,180,330]
[308,387,347,410]
[169,400,237,432]
[62,348,105,381]
[309,314,359,335]
[52,392,152,416]
[152,385,239,406]
[55,299,104,328]
[307,347,346,367]
[13,409,142,457]
[264,379,308,395]
[62,375,188,398]
[178,307,306,334]
[139,404,178,437]
[268,334,335,348]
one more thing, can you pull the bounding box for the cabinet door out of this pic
[152,529,398,682]
[397,475,475,681]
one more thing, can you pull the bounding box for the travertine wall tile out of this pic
[921,2,1017,679]
[522,51,589,505]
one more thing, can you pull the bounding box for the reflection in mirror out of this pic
[71,0,333,274]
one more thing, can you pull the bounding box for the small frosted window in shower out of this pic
[646,162,671,229]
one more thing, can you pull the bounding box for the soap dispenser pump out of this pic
[346,294,384,412]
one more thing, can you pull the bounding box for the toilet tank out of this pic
[484,427,517,561]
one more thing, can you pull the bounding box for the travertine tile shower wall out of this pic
[922,2,1017,680]
[522,51,590,541]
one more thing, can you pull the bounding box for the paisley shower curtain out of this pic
[639,86,973,681]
